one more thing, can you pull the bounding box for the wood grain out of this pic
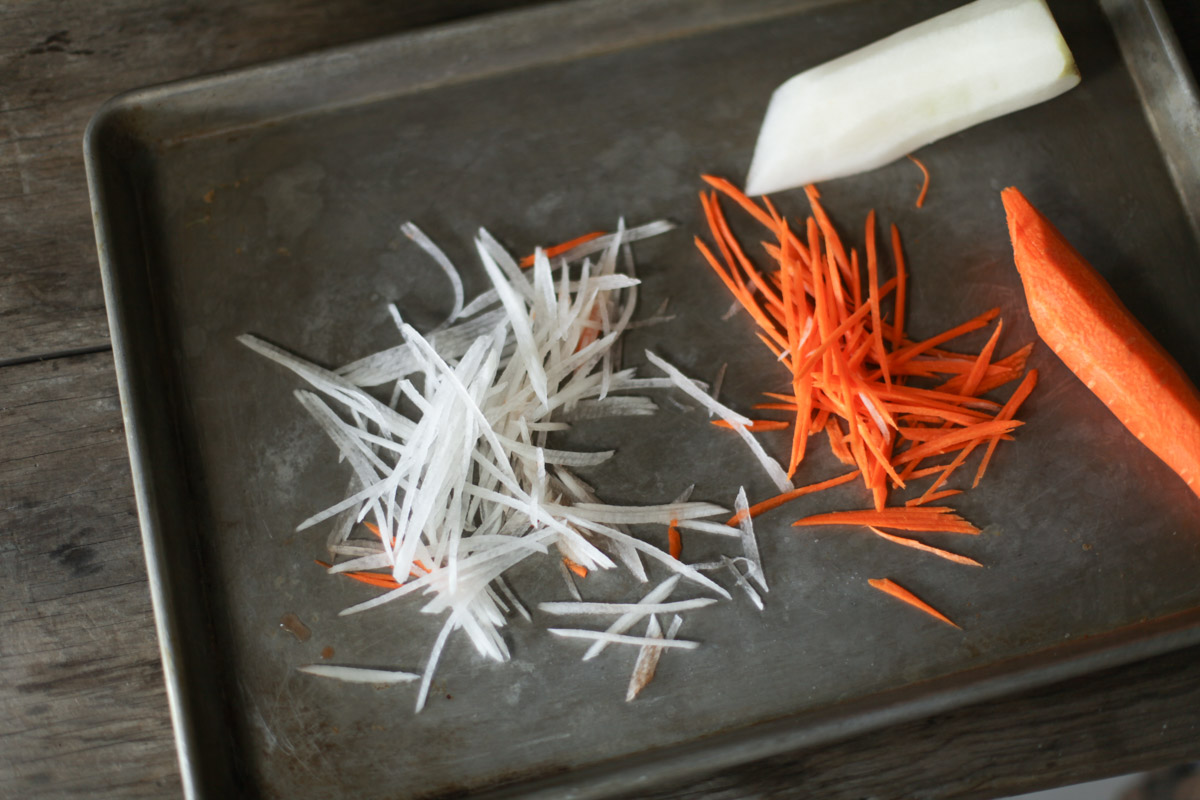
[629,644,1200,799]
[0,0,543,364]
[0,352,179,798]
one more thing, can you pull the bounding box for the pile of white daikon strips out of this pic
[241,219,773,710]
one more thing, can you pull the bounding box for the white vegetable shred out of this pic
[244,220,763,710]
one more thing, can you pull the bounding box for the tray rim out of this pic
[83,1,1200,798]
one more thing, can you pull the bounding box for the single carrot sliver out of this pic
[907,155,931,209]
[869,527,981,567]
[904,489,962,506]
[519,231,605,267]
[868,577,960,628]
[792,506,979,534]
[728,469,859,524]
[315,560,403,589]
[711,418,791,432]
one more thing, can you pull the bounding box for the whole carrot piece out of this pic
[1003,187,1200,500]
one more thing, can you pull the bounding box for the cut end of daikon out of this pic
[743,0,1080,197]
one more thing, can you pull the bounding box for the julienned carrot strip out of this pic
[702,174,777,230]
[668,520,682,559]
[361,522,433,573]
[910,439,980,505]
[906,464,955,480]
[895,419,1023,465]
[973,368,1039,487]
[891,224,907,353]
[869,527,980,566]
[792,506,980,534]
[792,301,874,378]
[959,320,1003,398]
[712,419,791,432]
[869,578,961,628]
[869,383,1001,412]
[907,155,931,208]
[924,343,1031,382]
[904,489,961,506]
[709,195,786,311]
[777,213,809,475]
[700,194,743,289]
[728,470,859,524]
[865,209,892,389]
[895,426,1013,443]
[519,231,605,267]
[888,308,1002,368]
[806,184,852,281]
[761,194,784,226]
[695,177,1036,549]
[697,238,788,351]
[315,560,403,589]
[563,557,588,579]
[913,374,1030,500]
[826,418,856,466]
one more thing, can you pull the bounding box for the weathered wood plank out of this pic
[630,642,1200,799]
[0,351,179,798]
[0,0,543,363]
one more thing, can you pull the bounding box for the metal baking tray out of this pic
[85,0,1200,797]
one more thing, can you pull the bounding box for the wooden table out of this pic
[2,1,1198,797]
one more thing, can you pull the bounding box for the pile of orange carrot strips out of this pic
[697,175,1037,626]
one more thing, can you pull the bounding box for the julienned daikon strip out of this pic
[744,0,1079,195]
[401,222,465,327]
[723,556,764,611]
[645,349,793,492]
[582,576,681,661]
[567,501,727,524]
[538,598,718,616]
[335,308,509,387]
[560,396,659,420]
[627,615,664,701]
[297,664,420,684]
[734,487,767,592]
[245,218,758,712]
[549,629,699,650]
[626,615,684,702]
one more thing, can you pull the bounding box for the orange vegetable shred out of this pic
[869,578,960,628]
[520,231,606,268]
[668,520,682,560]
[907,155,931,208]
[696,175,1043,631]
[696,175,1035,518]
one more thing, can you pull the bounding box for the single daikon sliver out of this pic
[744,0,1080,196]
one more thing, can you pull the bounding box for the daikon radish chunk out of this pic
[744,0,1079,196]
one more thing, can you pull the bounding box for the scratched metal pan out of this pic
[84,0,1200,797]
